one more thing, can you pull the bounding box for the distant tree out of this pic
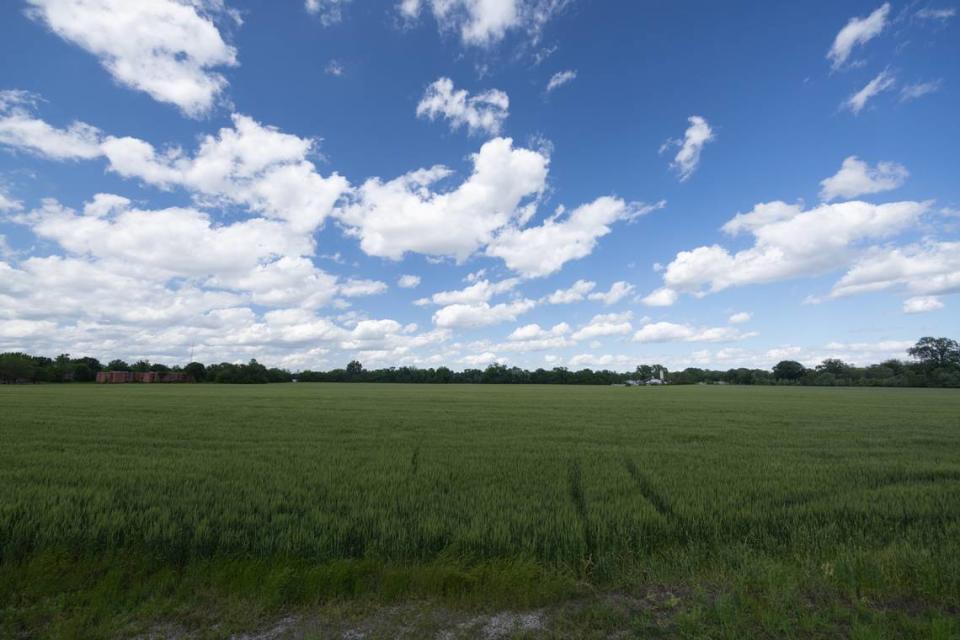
[184,362,206,382]
[52,353,74,381]
[346,360,364,377]
[266,367,292,383]
[131,360,152,372]
[773,360,806,382]
[149,363,170,373]
[73,357,103,372]
[908,337,960,368]
[816,359,850,375]
[107,359,130,371]
[0,353,35,383]
[72,363,94,382]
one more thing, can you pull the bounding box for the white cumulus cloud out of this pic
[633,321,753,344]
[820,156,908,201]
[0,90,103,159]
[398,274,421,288]
[903,295,944,313]
[398,0,569,47]
[487,198,664,278]
[657,199,931,300]
[587,281,634,305]
[26,0,238,116]
[544,279,595,304]
[338,137,548,261]
[417,77,509,136]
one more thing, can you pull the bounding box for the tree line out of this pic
[1,337,958,387]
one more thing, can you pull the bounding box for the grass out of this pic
[1,383,959,638]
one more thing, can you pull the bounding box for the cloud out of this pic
[0,319,59,339]
[460,351,500,366]
[829,241,960,299]
[209,256,340,308]
[915,7,956,20]
[421,278,519,305]
[338,137,548,261]
[2,103,638,281]
[845,70,896,114]
[101,114,349,233]
[26,0,238,116]
[903,295,944,313]
[338,278,388,297]
[819,156,908,201]
[544,279,595,303]
[399,0,570,46]
[0,90,103,159]
[487,198,664,277]
[306,0,350,25]
[662,116,714,182]
[416,77,509,136]
[728,311,752,324]
[827,3,890,70]
[683,339,917,370]
[0,187,23,212]
[633,321,753,344]
[8,195,395,318]
[16,197,309,278]
[567,352,635,369]
[325,60,345,76]
[0,104,350,235]
[658,199,931,299]
[900,80,942,102]
[640,287,678,307]
[507,322,563,341]
[497,321,572,351]
[0,249,447,367]
[571,311,633,341]
[587,281,634,305]
[432,298,535,328]
[546,69,576,92]
[398,274,421,288]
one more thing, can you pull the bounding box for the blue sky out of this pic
[0,0,957,371]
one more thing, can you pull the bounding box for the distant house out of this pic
[96,371,134,384]
[644,378,665,385]
[96,371,192,384]
[624,379,642,386]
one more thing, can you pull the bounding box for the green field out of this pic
[2,384,960,638]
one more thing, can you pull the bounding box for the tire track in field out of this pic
[567,459,596,556]
[409,444,420,475]
[622,457,675,520]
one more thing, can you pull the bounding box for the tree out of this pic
[908,337,960,368]
[0,353,35,383]
[72,363,94,382]
[107,359,130,371]
[635,364,653,380]
[816,359,850,375]
[184,362,206,382]
[131,360,152,372]
[346,360,364,377]
[773,360,806,382]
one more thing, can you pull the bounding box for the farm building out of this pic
[96,371,192,384]
[96,371,134,384]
